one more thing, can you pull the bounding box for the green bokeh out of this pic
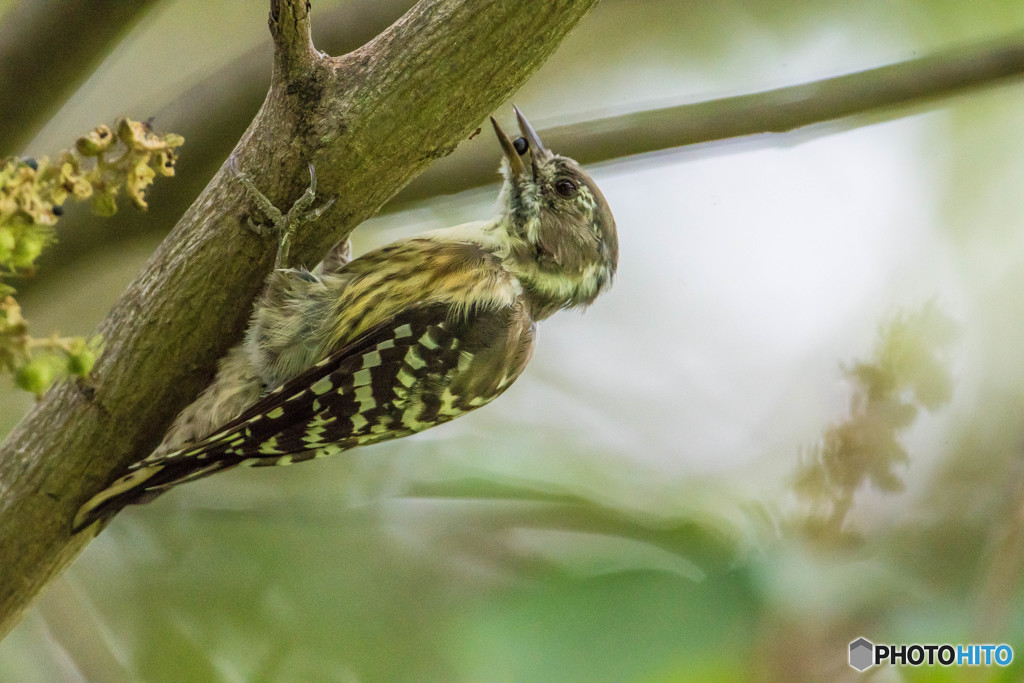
[5,0,1024,680]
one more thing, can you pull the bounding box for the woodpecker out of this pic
[74,107,618,531]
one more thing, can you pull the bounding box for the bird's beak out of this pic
[490,116,527,177]
[513,105,554,163]
[491,106,555,178]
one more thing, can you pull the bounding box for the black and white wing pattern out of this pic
[73,301,533,530]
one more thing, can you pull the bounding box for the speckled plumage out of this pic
[74,108,617,531]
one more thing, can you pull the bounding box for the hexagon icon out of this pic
[849,637,874,671]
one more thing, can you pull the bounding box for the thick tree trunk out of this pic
[0,0,599,639]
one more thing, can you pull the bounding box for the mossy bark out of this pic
[0,0,599,639]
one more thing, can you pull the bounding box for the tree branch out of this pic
[0,0,599,639]
[25,0,417,282]
[397,31,1024,203]
[27,29,1024,282]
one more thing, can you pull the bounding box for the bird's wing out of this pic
[74,300,532,529]
[167,302,478,464]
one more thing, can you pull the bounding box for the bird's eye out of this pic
[554,178,578,198]
[513,137,529,155]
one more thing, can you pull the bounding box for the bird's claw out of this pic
[229,155,336,269]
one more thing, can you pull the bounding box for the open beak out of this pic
[490,116,527,177]
[490,106,553,178]
[513,105,553,162]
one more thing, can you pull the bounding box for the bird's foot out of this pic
[229,155,337,269]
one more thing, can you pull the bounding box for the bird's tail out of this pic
[73,455,239,532]
[72,464,169,532]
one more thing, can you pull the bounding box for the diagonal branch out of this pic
[399,31,1024,203]
[28,29,1024,279]
[0,0,599,639]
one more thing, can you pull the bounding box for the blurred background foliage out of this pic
[2,0,1024,680]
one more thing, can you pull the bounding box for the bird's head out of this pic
[491,107,618,319]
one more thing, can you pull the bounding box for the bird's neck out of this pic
[423,217,601,320]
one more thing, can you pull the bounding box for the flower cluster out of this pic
[0,296,99,396]
[0,118,182,395]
